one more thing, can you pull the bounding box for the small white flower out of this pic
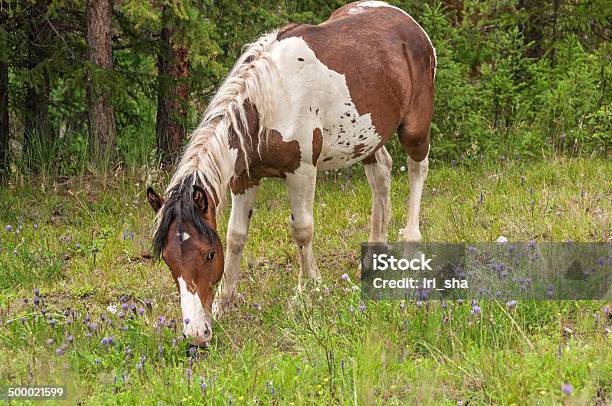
[399,228,406,237]
[107,304,117,314]
[496,236,508,243]
[400,166,406,172]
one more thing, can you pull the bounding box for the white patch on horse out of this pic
[177,277,211,344]
[269,37,381,170]
[352,1,437,75]
[177,232,191,241]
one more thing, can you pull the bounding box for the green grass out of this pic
[0,157,610,404]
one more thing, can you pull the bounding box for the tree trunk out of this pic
[87,0,116,164]
[156,5,190,165]
[518,0,545,59]
[0,60,9,170]
[550,0,560,66]
[24,0,52,152]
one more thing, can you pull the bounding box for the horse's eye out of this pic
[206,250,215,261]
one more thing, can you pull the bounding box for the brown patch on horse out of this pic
[277,4,435,161]
[352,143,366,159]
[312,128,323,164]
[277,23,300,38]
[362,152,377,165]
[229,101,301,194]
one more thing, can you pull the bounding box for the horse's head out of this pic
[146,184,224,346]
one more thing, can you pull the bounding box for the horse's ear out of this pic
[192,185,208,213]
[147,187,164,213]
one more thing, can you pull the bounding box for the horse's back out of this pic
[271,1,435,169]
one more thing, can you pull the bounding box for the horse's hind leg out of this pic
[398,107,432,242]
[286,164,320,291]
[363,146,393,242]
[215,185,259,316]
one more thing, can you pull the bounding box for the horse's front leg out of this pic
[214,185,258,317]
[286,164,320,291]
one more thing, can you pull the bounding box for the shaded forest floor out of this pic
[0,157,610,404]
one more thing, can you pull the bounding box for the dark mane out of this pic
[152,174,218,259]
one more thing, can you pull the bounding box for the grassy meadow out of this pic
[0,157,610,404]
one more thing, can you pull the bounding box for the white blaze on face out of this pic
[177,277,211,344]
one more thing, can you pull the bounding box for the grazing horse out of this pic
[147,0,436,346]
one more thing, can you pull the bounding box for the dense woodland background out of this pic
[0,0,609,177]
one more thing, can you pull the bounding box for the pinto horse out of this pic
[146,0,436,346]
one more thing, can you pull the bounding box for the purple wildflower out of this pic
[84,314,91,323]
[442,302,448,309]
[5,225,12,232]
[136,362,142,370]
[138,308,145,316]
[55,348,65,356]
[341,273,350,281]
[561,383,573,395]
[49,319,56,328]
[129,232,134,240]
[33,288,40,297]
[507,300,518,308]
[75,243,81,249]
[359,302,366,312]
[471,305,481,314]
[68,335,74,343]
[47,338,54,345]
[184,318,190,325]
[144,299,152,307]
[399,303,405,311]
[33,297,40,305]
[118,311,125,319]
